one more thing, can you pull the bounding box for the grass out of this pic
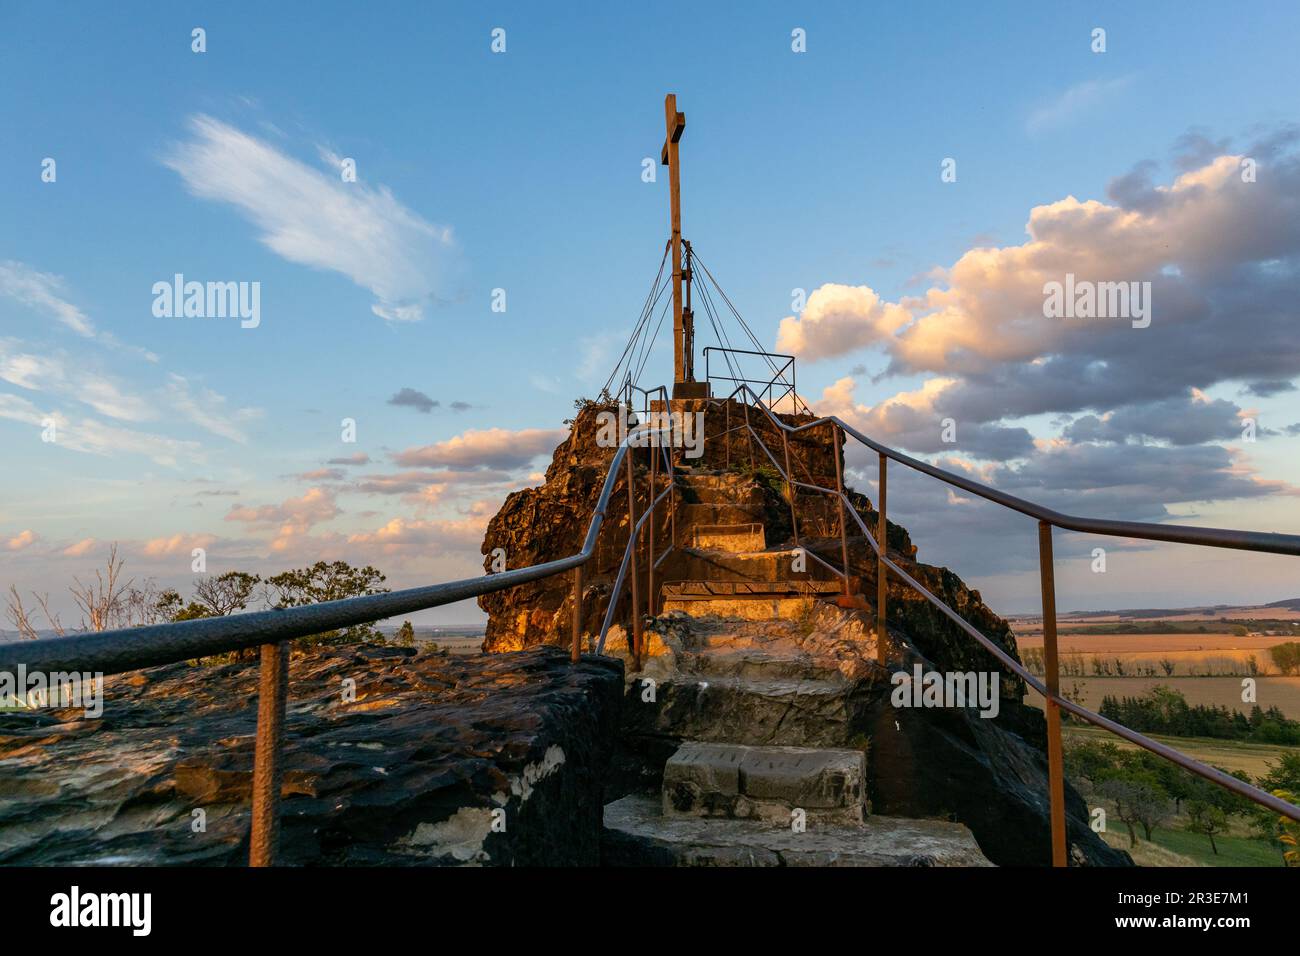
[1146,828,1283,867]
[1061,723,1295,779]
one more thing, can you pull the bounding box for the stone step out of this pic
[676,474,763,506]
[688,523,765,552]
[602,795,993,867]
[662,596,809,621]
[682,648,842,682]
[624,673,861,748]
[660,579,842,622]
[678,502,765,526]
[674,547,839,583]
[663,742,865,824]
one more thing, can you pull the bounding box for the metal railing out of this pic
[699,381,1300,865]
[0,420,675,866]
[5,380,1299,868]
[703,346,808,414]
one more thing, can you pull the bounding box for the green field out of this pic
[1061,724,1296,779]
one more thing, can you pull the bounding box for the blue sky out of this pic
[3,2,1299,627]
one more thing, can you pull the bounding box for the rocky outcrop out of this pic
[0,645,622,865]
[478,397,1130,866]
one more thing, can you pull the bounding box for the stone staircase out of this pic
[601,464,992,866]
[603,613,992,866]
[661,469,843,621]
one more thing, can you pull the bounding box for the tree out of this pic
[5,586,65,639]
[68,543,132,632]
[193,571,261,617]
[1272,790,1300,867]
[264,561,389,645]
[395,620,416,646]
[1269,642,1300,676]
[1185,800,1229,855]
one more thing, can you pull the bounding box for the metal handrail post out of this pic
[782,427,799,546]
[1038,521,1068,867]
[648,442,658,618]
[876,452,887,663]
[250,640,289,866]
[834,426,851,596]
[626,449,643,671]
[571,564,583,663]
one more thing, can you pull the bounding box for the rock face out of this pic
[478,396,1131,866]
[0,645,622,865]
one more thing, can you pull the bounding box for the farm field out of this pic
[1061,724,1297,779]
[1025,676,1300,722]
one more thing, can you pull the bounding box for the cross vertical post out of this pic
[662,93,690,388]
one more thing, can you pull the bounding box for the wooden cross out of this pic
[662,94,693,385]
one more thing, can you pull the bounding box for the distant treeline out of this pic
[1098,686,1300,745]
[1059,619,1300,636]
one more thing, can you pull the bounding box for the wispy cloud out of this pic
[162,115,463,322]
[1026,75,1134,134]
[0,260,159,361]
[164,373,261,443]
[0,341,153,421]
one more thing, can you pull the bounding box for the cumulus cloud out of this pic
[62,537,97,557]
[142,533,218,557]
[776,284,910,362]
[814,376,1035,460]
[226,488,340,549]
[345,513,488,554]
[387,388,438,413]
[5,530,38,551]
[392,427,565,470]
[327,452,370,466]
[781,138,1300,440]
[163,115,462,322]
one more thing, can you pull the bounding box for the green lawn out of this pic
[1147,827,1283,867]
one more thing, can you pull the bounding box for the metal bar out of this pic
[626,449,643,671]
[834,426,850,596]
[648,444,658,618]
[876,452,887,663]
[718,382,1300,557]
[571,564,582,663]
[725,401,730,470]
[249,640,289,867]
[834,486,1300,822]
[782,427,799,546]
[1038,522,1068,867]
[597,480,673,654]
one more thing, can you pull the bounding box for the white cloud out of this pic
[0,260,159,361]
[0,341,152,421]
[163,115,463,322]
[164,373,261,443]
[392,427,565,470]
[1026,76,1134,134]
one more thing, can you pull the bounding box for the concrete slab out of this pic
[603,796,993,867]
[663,742,865,823]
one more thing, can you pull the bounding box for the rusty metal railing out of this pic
[0,419,675,867]
[709,381,1300,864]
